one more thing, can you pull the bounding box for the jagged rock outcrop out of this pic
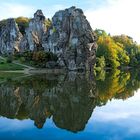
[0,7,97,71]
[20,10,47,51]
[0,18,22,54]
[45,6,97,71]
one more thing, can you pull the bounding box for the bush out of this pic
[15,17,30,35]
[45,18,52,29]
[6,57,12,63]
[13,52,21,60]
[23,51,33,61]
[52,27,56,33]
[0,61,5,64]
[96,56,106,69]
[32,51,58,64]
[19,57,26,63]
[12,50,58,68]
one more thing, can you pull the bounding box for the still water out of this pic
[0,70,140,140]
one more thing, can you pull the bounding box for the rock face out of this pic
[0,7,97,71]
[20,10,47,52]
[45,6,97,71]
[0,18,22,54]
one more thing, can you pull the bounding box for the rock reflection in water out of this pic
[0,72,97,132]
[0,69,139,133]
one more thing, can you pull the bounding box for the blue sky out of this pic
[0,0,140,43]
[0,0,109,18]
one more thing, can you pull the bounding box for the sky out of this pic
[0,0,140,43]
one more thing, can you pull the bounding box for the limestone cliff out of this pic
[0,18,22,54]
[22,10,47,51]
[0,7,97,71]
[45,6,97,71]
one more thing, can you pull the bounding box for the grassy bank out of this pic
[0,63,24,70]
[0,58,25,71]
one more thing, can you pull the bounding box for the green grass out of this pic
[0,63,24,70]
[0,59,25,71]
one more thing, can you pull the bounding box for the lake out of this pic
[0,69,140,140]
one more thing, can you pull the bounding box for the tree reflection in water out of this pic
[0,69,139,132]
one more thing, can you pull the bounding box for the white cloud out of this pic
[90,90,140,122]
[0,3,35,19]
[0,0,139,43]
[85,0,140,43]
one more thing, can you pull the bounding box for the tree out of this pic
[16,17,30,35]
[95,29,130,68]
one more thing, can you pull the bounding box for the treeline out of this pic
[95,29,140,69]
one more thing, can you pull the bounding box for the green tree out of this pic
[16,17,30,35]
[95,29,130,68]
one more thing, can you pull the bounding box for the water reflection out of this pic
[0,69,140,133]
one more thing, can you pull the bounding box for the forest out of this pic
[95,29,140,70]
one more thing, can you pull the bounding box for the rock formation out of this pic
[45,6,97,71]
[0,18,22,54]
[0,7,97,71]
[22,10,47,51]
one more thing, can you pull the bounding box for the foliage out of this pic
[45,18,52,29]
[96,56,106,69]
[95,29,140,68]
[15,17,30,35]
[19,57,26,63]
[6,56,13,63]
[95,69,138,105]
[14,51,58,68]
[52,27,56,33]
[32,51,58,67]
[112,35,140,66]
[0,62,24,70]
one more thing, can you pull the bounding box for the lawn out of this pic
[0,59,25,71]
[0,63,25,70]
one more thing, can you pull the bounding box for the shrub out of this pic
[13,52,21,60]
[45,18,52,29]
[13,50,58,68]
[19,57,26,63]
[52,27,56,33]
[6,57,12,63]
[96,56,106,69]
[23,51,33,61]
[15,17,30,35]
[0,61,5,64]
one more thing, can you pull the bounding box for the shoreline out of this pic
[0,66,136,74]
[0,68,67,74]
